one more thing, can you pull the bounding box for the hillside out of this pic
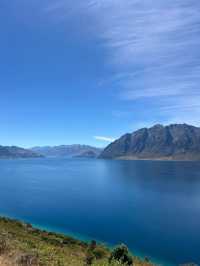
[100,124,200,160]
[0,217,153,266]
[0,146,42,159]
[31,145,102,158]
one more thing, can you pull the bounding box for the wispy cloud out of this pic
[43,0,200,124]
[86,0,200,123]
[94,136,116,142]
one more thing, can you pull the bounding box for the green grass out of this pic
[0,216,154,266]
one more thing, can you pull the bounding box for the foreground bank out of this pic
[0,216,154,266]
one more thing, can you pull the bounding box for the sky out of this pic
[0,0,200,147]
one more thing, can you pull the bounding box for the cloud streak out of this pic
[42,0,200,125]
[94,136,116,142]
[85,0,200,123]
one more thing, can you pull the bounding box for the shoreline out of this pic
[0,214,170,266]
[0,156,200,162]
[109,157,200,162]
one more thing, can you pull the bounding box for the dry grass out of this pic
[0,217,154,266]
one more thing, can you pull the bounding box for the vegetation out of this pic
[0,216,154,266]
[109,244,133,265]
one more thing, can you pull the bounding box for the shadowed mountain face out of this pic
[0,146,43,159]
[100,124,200,160]
[31,145,102,158]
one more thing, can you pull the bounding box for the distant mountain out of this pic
[99,124,200,161]
[31,145,102,158]
[0,146,43,159]
[73,150,99,158]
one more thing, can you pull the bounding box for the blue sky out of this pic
[0,0,200,147]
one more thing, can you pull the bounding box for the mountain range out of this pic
[31,145,102,158]
[1,124,200,160]
[100,124,200,161]
[0,146,42,159]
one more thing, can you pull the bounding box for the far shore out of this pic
[112,156,200,162]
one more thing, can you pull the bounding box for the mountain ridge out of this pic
[99,123,200,161]
[0,145,43,159]
[31,144,102,158]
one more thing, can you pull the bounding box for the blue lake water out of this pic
[0,158,200,265]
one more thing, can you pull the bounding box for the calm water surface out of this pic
[0,158,200,265]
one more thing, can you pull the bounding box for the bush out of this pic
[109,244,133,265]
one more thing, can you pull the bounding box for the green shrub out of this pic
[109,244,133,265]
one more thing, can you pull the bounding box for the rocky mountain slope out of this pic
[99,124,200,160]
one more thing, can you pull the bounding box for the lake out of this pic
[0,158,200,265]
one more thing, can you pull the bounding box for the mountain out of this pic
[99,124,200,160]
[31,145,102,158]
[73,150,99,158]
[0,146,43,159]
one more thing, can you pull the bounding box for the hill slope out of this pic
[100,124,200,160]
[0,216,153,266]
[31,145,102,158]
[0,146,42,159]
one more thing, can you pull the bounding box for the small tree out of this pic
[109,244,133,265]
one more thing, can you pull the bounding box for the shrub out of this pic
[109,244,133,265]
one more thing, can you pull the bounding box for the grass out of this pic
[0,216,154,266]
